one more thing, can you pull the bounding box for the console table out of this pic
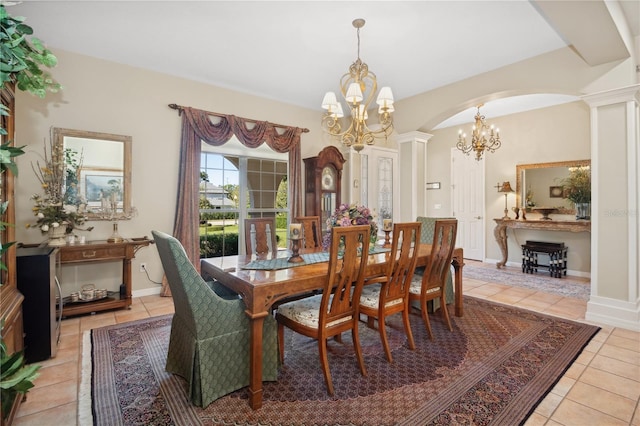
[57,238,152,317]
[493,219,590,268]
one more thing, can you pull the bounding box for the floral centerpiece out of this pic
[322,203,378,251]
[26,139,92,242]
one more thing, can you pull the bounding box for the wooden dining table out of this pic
[200,244,464,410]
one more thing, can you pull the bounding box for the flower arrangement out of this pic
[322,203,378,250]
[26,139,92,235]
[561,166,591,204]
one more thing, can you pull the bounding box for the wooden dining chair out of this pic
[359,222,421,362]
[275,225,371,395]
[244,217,278,255]
[295,215,322,249]
[409,219,458,339]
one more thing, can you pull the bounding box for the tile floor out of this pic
[12,262,640,426]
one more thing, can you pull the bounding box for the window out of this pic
[199,139,288,257]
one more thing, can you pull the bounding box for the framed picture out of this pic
[549,186,564,198]
[85,173,123,204]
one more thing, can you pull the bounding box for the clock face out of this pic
[321,166,336,191]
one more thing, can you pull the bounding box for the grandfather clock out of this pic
[304,146,346,227]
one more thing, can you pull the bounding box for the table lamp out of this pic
[497,181,514,219]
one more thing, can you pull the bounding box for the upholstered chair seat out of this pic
[277,294,352,329]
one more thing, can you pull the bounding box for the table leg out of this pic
[452,253,464,317]
[494,222,508,269]
[247,313,266,410]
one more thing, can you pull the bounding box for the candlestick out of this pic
[289,223,302,240]
[288,238,304,263]
[383,229,392,248]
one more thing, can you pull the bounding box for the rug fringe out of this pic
[78,330,94,426]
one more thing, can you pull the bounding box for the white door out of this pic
[451,148,485,260]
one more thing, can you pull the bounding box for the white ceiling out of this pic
[6,1,639,128]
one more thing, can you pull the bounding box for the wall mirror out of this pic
[516,159,590,214]
[53,128,132,220]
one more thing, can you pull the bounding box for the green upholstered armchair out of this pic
[414,217,454,307]
[152,231,279,408]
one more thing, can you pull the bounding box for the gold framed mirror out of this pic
[516,159,590,214]
[53,128,132,220]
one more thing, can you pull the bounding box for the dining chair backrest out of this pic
[358,221,421,362]
[295,215,322,249]
[244,217,278,255]
[321,225,371,332]
[381,222,422,303]
[422,219,458,293]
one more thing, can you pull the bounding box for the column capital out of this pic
[582,84,640,107]
[396,131,433,144]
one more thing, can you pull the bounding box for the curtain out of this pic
[161,106,307,296]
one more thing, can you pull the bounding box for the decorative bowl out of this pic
[532,207,558,221]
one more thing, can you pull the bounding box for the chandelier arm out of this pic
[320,18,394,152]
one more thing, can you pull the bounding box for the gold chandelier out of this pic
[456,104,502,160]
[321,18,394,152]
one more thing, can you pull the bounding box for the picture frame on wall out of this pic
[549,186,564,198]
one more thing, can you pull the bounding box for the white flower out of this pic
[63,204,77,214]
[41,224,49,232]
[37,212,45,219]
[51,222,60,228]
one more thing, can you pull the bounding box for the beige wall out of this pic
[425,102,592,273]
[14,49,325,293]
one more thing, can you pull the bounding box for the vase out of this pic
[575,202,591,220]
[47,226,67,246]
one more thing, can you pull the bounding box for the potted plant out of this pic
[561,166,591,220]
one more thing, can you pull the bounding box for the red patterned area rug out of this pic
[80,297,600,426]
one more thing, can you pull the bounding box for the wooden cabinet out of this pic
[1,82,24,426]
[57,239,152,317]
[304,146,345,226]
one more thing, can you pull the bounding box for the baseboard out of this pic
[132,286,162,298]
[586,295,640,331]
[483,258,591,279]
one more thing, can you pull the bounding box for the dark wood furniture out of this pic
[522,240,568,278]
[57,239,152,317]
[16,247,61,363]
[360,222,420,362]
[0,81,24,426]
[201,243,464,410]
[244,218,278,255]
[493,218,590,268]
[276,225,370,395]
[303,146,345,226]
[295,216,322,249]
[409,219,457,340]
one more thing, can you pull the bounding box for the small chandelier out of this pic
[321,18,394,152]
[456,104,501,160]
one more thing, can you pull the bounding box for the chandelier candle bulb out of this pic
[289,223,302,240]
